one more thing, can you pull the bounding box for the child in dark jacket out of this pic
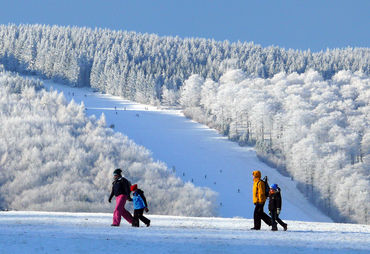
[130,184,151,227]
[268,184,288,231]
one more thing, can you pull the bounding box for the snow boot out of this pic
[283,224,288,231]
[132,218,139,227]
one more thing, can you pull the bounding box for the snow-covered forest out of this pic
[0,24,369,104]
[0,69,217,216]
[179,70,370,224]
[0,24,369,224]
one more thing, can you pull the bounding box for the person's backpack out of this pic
[261,176,270,199]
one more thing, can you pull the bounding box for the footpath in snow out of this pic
[44,81,330,222]
[0,211,369,254]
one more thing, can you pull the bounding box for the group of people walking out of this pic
[251,170,288,231]
[108,168,150,227]
[108,168,287,231]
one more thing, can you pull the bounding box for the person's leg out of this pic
[112,195,124,225]
[277,216,288,231]
[256,202,271,226]
[119,194,133,224]
[132,209,140,227]
[138,209,150,226]
[271,210,278,231]
[253,204,262,229]
[261,210,272,226]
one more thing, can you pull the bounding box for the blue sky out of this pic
[0,0,369,52]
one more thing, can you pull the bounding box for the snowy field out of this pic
[0,211,369,254]
[43,81,330,222]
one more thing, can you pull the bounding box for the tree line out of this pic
[0,24,368,105]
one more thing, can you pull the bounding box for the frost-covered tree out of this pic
[161,85,178,106]
[179,74,203,108]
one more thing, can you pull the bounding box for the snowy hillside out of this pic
[179,70,370,224]
[44,80,331,223]
[0,211,369,254]
[0,24,369,224]
[0,71,216,216]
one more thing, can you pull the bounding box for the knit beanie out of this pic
[113,168,122,176]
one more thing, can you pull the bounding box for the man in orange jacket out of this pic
[251,170,271,230]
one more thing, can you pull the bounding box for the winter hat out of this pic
[113,168,122,176]
[270,184,278,190]
[130,184,138,192]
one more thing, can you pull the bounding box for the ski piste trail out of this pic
[43,80,330,222]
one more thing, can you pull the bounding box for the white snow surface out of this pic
[44,81,331,222]
[0,211,369,254]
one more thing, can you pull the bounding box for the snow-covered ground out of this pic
[43,81,331,222]
[0,211,369,254]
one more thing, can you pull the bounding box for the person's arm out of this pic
[140,190,148,208]
[125,178,133,200]
[257,181,265,203]
[127,179,132,192]
[138,189,149,212]
[108,184,114,203]
[253,181,258,204]
[277,192,282,210]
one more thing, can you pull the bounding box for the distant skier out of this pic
[268,184,288,231]
[130,184,151,227]
[250,170,271,230]
[108,168,134,226]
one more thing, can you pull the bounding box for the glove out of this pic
[277,209,280,215]
[108,198,112,203]
[144,207,149,213]
[127,197,133,202]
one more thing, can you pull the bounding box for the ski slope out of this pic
[0,211,369,254]
[44,81,330,222]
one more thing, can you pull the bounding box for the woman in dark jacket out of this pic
[108,168,133,226]
[268,184,288,231]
